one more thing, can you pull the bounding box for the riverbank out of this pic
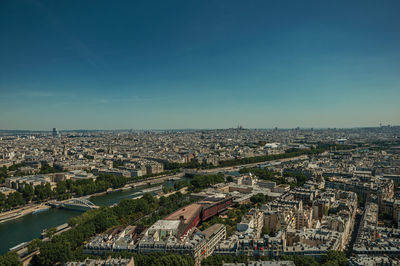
[0,155,303,224]
[0,175,191,254]
[158,187,189,198]
[0,173,184,224]
[0,185,153,255]
[0,204,49,224]
[83,175,178,200]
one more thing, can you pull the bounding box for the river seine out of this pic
[0,178,181,255]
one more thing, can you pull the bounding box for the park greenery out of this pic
[218,148,316,167]
[239,167,281,180]
[281,255,319,266]
[282,169,310,187]
[0,166,7,183]
[199,203,252,237]
[1,192,195,266]
[0,173,130,211]
[162,173,225,194]
[174,179,190,190]
[106,251,194,266]
[163,179,191,194]
[189,173,225,190]
[250,193,271,205]
[0,162,62,184]
[218,143,355,168]
[38,162,62,174]
[10,162,62,177]
[202,254,250,265]
[281,250,348,266]
[239,166,310,188]
[0,159,181,209]
[0,251,21,266]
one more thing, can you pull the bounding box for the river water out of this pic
[0,178,184,255]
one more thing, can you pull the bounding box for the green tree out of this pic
[0,166,8,183]
[6,192,24,207]
[324,206,329,216]
[202,254,248,265]
[55,181,67,195]
[39,163,60,174]
[45,227,57,239]
[30,189,195,265]
[264,194,271,202]
[190,173,225,189]
[174,180,189,190]
[250,193,266,204]
[0,192,6,211]
[0,251,21,266]
[34,241,72,266]
[8,163,25,172]
[322,262,339,266]
[357,193,365,207]
[34,183,53,201]
[321,251,347,266]
[92,207,119,232]
[21,184,34,202]
[281,255,319,266]
[27,239,42,253]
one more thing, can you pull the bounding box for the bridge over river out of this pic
[49,198,99,211]
[0,176,189,255]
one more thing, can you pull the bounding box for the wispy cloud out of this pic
[1,90,157,104]
[94,96,159,105]
[19,90,67,98]
[0,89,70,99]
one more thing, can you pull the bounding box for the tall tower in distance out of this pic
[52,128,60,138]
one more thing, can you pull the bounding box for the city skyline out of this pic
[0,125,399,132]
[1,0,400,130]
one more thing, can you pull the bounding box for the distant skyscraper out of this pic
[52,128,60,138]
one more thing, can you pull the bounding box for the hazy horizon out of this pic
[0,124,399,132]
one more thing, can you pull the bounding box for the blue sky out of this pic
[0,0,399,130]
